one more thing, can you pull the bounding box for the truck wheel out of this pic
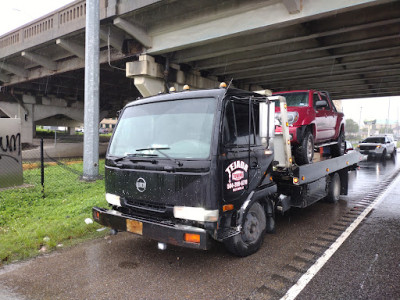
[224,202,266,257]
[295,129,314,165]
[331,130,345,157]
[326,173,341,203]
[391,148,397,159]
[381,149,387,161]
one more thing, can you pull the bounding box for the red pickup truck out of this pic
[273,90,345,165]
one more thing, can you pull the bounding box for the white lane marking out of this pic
[280,172,400,300]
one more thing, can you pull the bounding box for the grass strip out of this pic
[0,160,108,265]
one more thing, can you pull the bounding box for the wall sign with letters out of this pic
[0,119,23,188]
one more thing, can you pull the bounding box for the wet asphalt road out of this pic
[298,172,400,300]
[0,154,399,300]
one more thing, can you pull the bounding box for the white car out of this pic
[358,135,397,160]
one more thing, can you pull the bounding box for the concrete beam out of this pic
[195,33,399,70]
[21,51,57,71]
[283,0,302,14]
[56,39,85,59]
[148,0,383,54]
[178,16,400,64]
[126,54,163,79]
[133,76,165,98]
[212,45,400,77]
[100,26,125,52]
[0,62,28,78]
[0,72,10,83]
[126,54,219,96]
[113,17,152,48]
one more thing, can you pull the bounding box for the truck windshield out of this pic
[108,98,216,159]
[273,92,308,107]
[362,137,385,143]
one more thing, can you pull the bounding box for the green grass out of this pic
[0,160,108,265]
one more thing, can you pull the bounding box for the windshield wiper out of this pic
[112,153,158,163]
[136,147,183,167]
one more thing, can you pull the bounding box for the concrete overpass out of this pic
[0,0,399,143]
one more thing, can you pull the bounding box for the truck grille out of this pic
[124,198,168,213]
[359,145,377,151]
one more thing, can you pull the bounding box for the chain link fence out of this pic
[1,132,109,197]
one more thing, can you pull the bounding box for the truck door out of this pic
[320,92,336,139]
[221,97,264,203]
[313,92,330,141]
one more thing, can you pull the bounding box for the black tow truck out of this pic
[92,86,360,256]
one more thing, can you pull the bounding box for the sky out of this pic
[341,96,400,125]
[0,0,399,125]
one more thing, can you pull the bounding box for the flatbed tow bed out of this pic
[273,151,362,210]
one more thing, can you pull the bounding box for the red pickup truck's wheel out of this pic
[331,130,345,157]
[295,129,314,165]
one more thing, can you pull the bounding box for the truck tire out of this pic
[295,129,314,165]
[326,173,341,203]
[331,130,345,157]
[224,202,266,257]
[381,149,387,161]
[391,148,397,159]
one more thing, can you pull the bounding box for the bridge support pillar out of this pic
[68,127,76,135]
[126,54,220,97]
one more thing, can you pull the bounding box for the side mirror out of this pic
[316,100,328,108]
[259,101,275,141]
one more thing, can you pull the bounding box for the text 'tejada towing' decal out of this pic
[225,160,249,192]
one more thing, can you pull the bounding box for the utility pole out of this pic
[385,98,391,134]
[82,0,100,181]
[358,106,363,138]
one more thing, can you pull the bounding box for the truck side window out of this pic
[223,100,260,146]
[313,93,320,109]
[320,93,331,110]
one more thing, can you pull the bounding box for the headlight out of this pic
[274,112,299,126]
[173,206,218,222]
[287,112,299,125]
[376,145,381,149]
[106,193,121,207]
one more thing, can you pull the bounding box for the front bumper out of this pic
[359,149,383,156]
[92,207,212,250]
[275,126,299,143]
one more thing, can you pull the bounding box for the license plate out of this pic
[126,219,143,235]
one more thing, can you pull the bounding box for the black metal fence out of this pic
[1,134,108,197]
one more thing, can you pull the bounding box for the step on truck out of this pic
[92,85,361,257]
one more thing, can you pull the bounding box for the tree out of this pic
[345,119,359,134]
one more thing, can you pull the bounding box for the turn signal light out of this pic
[223,204,234,212]
[219,82,227,88]
[184,233,200,244]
